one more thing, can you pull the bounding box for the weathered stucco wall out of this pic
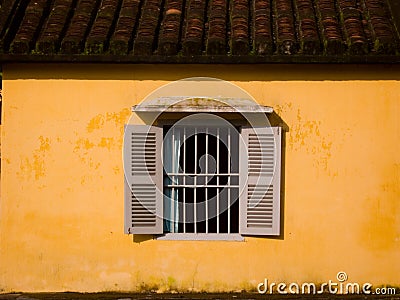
[0,64,399,292]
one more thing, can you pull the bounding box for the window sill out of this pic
[156,233,245,241]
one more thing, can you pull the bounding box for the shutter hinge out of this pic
[128,228,132,234]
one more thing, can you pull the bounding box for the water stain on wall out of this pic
[359,197,398,252]
[358,163,399,252]
[18,136,51,180]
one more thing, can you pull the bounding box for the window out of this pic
[163,124,240,234]
[124,106,282,238]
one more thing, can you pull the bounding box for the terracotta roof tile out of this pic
[252,0,273,54]
[86,0,121,54]
[182,0,207,55]
[207,0,229,55]
[109,0,141,54]
[230,0,250,55]
[11,0,49,54]
[133,0,163,55]
[294,0,321,54]
[36,0,75,54]
[158,0,184,55]
[0,0,399,63]
[61,0,100,54]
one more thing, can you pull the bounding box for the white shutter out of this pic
[124,125,163,234]
[239,126,281,235]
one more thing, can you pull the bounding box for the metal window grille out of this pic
[163,125,240,233]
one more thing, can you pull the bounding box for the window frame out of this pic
[162,123,241,235]
[124,113,282,240]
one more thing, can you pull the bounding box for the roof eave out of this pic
[2,54,400,64]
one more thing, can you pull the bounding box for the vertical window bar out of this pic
[217,187,220,234]
[217,128,220,175]
[216,128,220,234]
[183,127,186,233]
[194,128,197,233]
[205,128,209,234]
[171,127,176,232]
[171,186,176,232]
[227,127,231,234]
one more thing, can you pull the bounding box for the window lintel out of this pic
[132,97,273,114]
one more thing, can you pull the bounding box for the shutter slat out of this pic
[239,126,281,236]
[124,125,163,234]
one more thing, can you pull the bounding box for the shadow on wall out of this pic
[133,235,154,243]
[0,64,2,122]
[0,65,2,175]
[4,63,400,81]
[270,112,288,241]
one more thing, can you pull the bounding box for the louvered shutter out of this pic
[124,125,163,234]
[239,126,281,235]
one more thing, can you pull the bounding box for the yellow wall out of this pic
[0,64,399,292]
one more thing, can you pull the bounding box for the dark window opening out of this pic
[163,125,240,234]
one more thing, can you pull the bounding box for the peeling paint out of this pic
[98,137,114,150]
[74,138,95,152]
[38,136,51,151]
[87,114,105,133]
[282,105,333,172]
[274,102,293,116]
[86,109,131,133]
[113,166,120,175]
[106,108,131,127]
[78,109,130,154]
